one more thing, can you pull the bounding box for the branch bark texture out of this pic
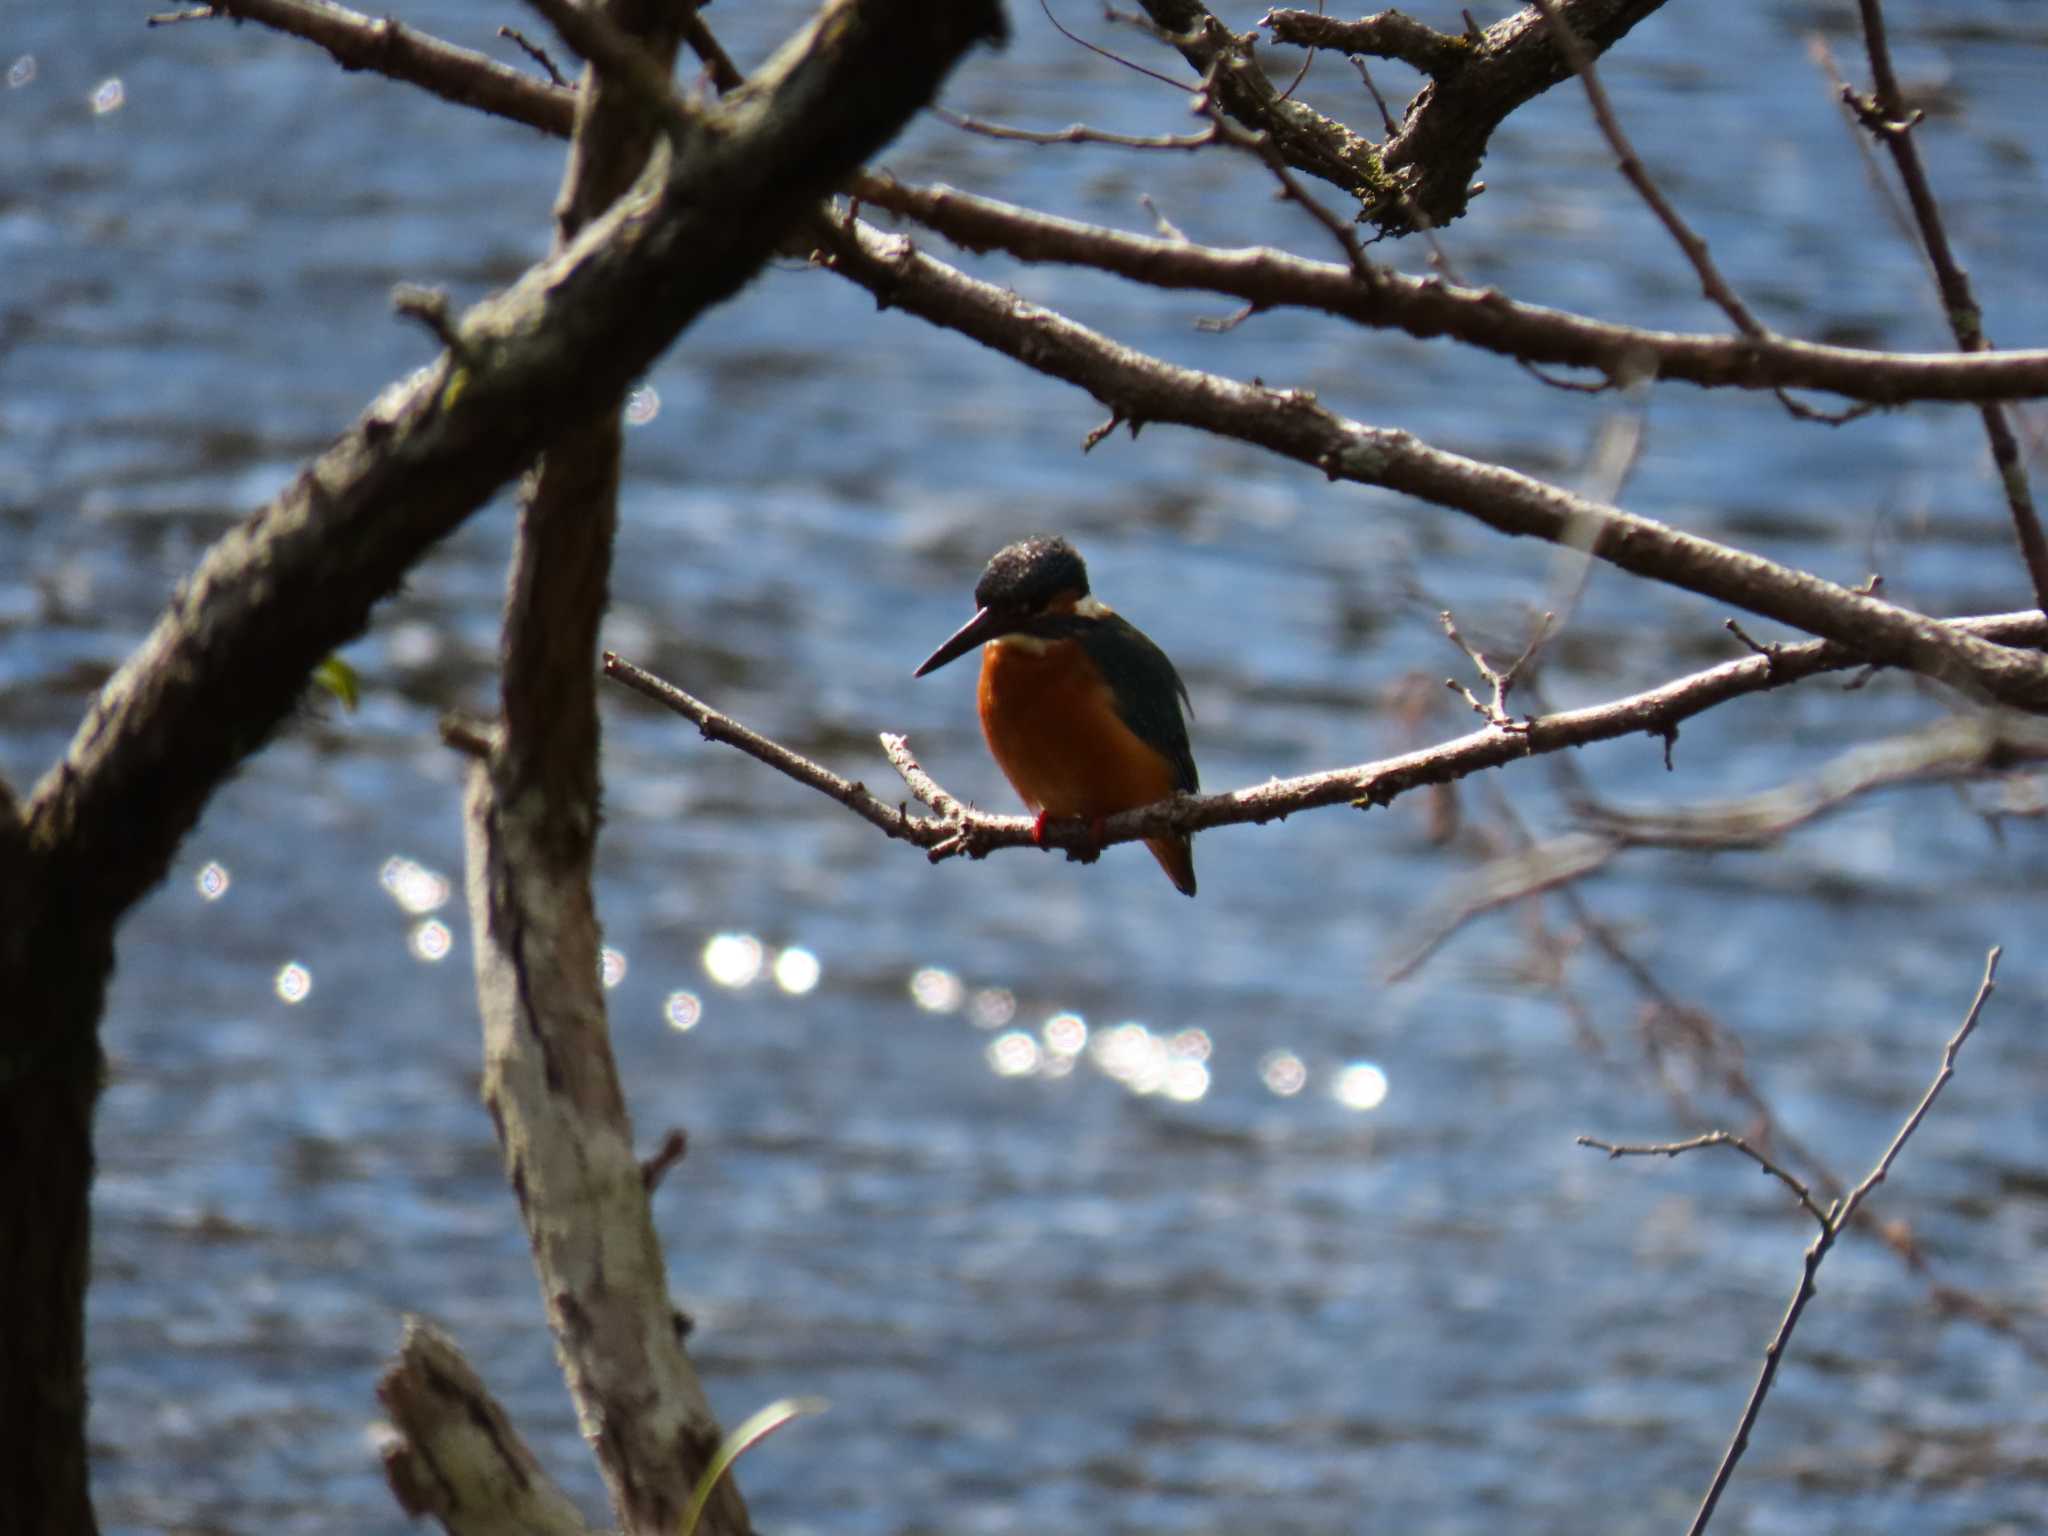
[458,0,750,1530]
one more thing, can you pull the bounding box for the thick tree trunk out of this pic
[0,851,110,1536]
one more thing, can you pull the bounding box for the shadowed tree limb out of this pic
[1256,0,1674,228]
[454,1,755,1531]
[2,4,1003,1532]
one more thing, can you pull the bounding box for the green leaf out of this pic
[678,1395,827,1536]
[312,655,360,712]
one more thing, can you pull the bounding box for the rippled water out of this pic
[8,2,2048,1532]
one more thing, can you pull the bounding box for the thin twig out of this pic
[1582,947,2001,1536]
[1531,0,1765,340]
[1577,1132,1829,1225]
[497,24,567,87]
[1846,0,2048,613]
[934,106,1218,151]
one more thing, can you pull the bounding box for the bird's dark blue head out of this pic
[915,537,1092,677]
[972,537,1089,617]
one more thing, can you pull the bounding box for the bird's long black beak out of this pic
[914,607,1011,677]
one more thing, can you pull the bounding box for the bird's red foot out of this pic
[1031,810,1052,846]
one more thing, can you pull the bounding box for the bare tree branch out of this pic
[1531,0,1763,338]
[1577,713,2048,850]
[1257,0,1674,228]
[853,174,2048,403]
[377,1319,594,1536]
[1844,0,2048,613]
[34,0,1003,938]
[454,1,757,1530]
[818,219,2048,709]
[1264,9,1475,80]
[149,0,577,133]
[165,4,2048,413]
[609,615,2048,867]
[1129,0,1391,212]
[1583,946,2001,1536]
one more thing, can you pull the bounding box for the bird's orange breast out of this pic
[976,636,1180,819]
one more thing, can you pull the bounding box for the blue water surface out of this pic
[5,2,2047,1533]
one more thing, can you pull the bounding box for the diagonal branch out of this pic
[37,0,1003,939]
[1531,0,1763,338]
[453,1,758,1531]
[149,0,577,132]
[816,218,2048,710]
[165,4,2048,409]
[853,172,2048,403]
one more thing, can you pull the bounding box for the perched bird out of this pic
[914,536,1199,896]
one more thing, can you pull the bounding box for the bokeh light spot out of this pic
[1163,1059,1211,1103]
[908,966,963,1013]
[773,946,821,995]
[664,990,703,1032]
[380,856,451,915]
[90,77,124,114]
[9,56,39,89]
[275,962,312,1004]
[1041,1011,1088,1057]
[703,932,763,989]
[409,919,452,962]
[1333,1061,1390,1111]
[625,384,660,425]
[600,946,627,989]
[987,1030,1040,1077]
[195,861,231,901]
[1260,1050,1308,1097]
[1092,1022,1168,1095]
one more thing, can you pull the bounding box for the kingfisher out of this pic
[914,537,1199,896]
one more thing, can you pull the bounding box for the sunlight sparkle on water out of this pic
[1163,1059,1210,1103]
[195,861,230,901]
[1091,1022,1166,1094]
[908,966,963,1013]
[703,932,763,989]
[7,55,36,89]
[275,962,312,1004]
[600,947,627,988]
[409,919,452,962]
[987,1030,1040,1077]
[773,947,821,995]
[664,991,703,1031]
[91,77,124,114]
[1333,1061,1389,1111]
[1260,1050,1308,1097]
[625,385,660,425]
[380,856,451,915]
[1041,1012,1087,1057]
